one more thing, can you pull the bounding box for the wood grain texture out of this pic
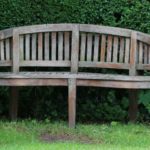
[44,32,49,60]
[93,34,99,61]
[87,33,93,61]
[51,32,56,60]
[58,32,63,60]
[113,36,119,63]
[100,35,106,62]
[25,34,30,60]
[106,35,112,62]
[68,78,76,128]
[0,40,4,60]
[5,38,10,60]
[80,33,86,61]
[31,34,37,60]
[125,38,130,63]
[129,32,137,75]
[38,33,43,60]
[119,37,125,63]
[64,32,70,60]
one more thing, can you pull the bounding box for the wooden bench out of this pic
[0,24,150,127]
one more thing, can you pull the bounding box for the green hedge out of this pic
[0,0,150,122]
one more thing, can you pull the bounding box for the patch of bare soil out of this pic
[40,133,100,144]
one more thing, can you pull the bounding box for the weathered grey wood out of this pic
[0,40,4,60]
[87,33,93,61]
[113,36,119,63]
[58,32,63,60]
[51,32,56,60]
[68,78,76,128]
[21,60,70,67]
[5,39,10,60]
[119,37,125,63]
[93,34,99,61]
[44,32,49,60]
[125,38,130,63]
[0,28,13,40]
[2,72,150,81]
[139,42,143,64]
[71,25,79,73]
[0,61,11,66]
[79,24,131,37]
[149,46,150,64]
[19,35,24,61]
[12,30,20,73]
[64,32,70,60]
[38,33,43,60]
[100,35,106,62]
[0,78,67,86]
[25,34,30,60]
[144,44,148,64]
[106,35,112,62]
[129,32,137,75]
[31,34,37,60]
[79,61,129,69]
[80,33,86,61]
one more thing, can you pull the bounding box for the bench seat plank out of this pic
[0,72,150,82]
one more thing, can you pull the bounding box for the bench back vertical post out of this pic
[10,29,20,120]
[68,25,79,128]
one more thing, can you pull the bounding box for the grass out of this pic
[0,120,150,150]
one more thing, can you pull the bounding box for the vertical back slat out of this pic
[19,35,24,61]
[38,33,43,60]
[51,32,56,60]
[44,33,49,60]
[6,39,10,60]
[58,32,63,60]
[64,32,70,60]
[71,25,79,73]
[139,42,143,64]
[100,35,106,62]
[93,34,99,61]
[12,31,20,72]
[119,37,125,63]
[106,35,112,62]
[144,44,148,64]
[125,38,130,63]
[0,40,4,60]
[129,32,137,75]
[31,34,36,60]
[80,33,86,61]
[87,33,92,61]
[148,46,150,64]
[113,36,118,63]
[25,34,30,60]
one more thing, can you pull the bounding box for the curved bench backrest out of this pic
[0,24,150,75]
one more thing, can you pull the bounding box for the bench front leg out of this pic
[68,78,76,128]
[9,87,19,120]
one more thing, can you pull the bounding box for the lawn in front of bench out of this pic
[0,120,150,150]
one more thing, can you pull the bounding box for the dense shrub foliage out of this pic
[0,0,150,122]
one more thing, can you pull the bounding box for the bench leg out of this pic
[9,87,19,120]
[128,89,138,122]
[68,79,76,128]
